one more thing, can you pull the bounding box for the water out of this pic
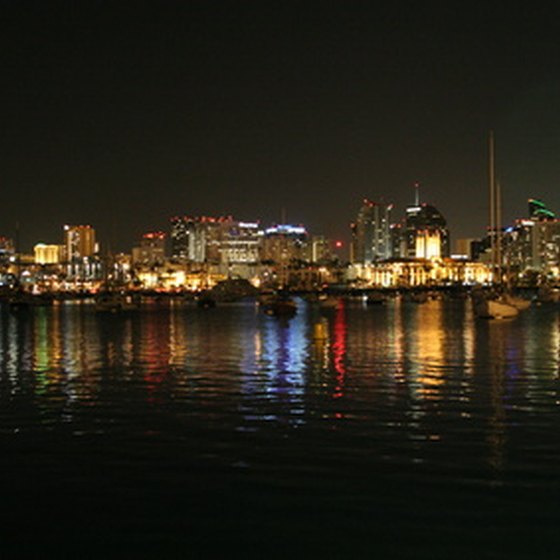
[1,297,559,558]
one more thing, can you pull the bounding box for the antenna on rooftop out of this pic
[14,220,20,254]
[414,182,420,206]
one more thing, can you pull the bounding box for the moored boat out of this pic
[501,294,531,311]
[366,291,387,305]
[95,291,139,313]
[474,296,519,319]
[259,292,297,317]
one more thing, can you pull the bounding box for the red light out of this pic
[335,241,343,248]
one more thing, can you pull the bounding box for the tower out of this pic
[351,199,392,264]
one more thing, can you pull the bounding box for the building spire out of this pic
[414,182,420,206]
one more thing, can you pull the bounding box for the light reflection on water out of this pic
[1,298,560,557]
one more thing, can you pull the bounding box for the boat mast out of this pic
[488,130,498,283]
[496,178,502,284]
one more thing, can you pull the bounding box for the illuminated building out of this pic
[489,199,560,281]
[261,224,308,263]
[506,219,560,278]
[404,203,449,259]
[351,199,392,263]
[132,231,166,266]
[348,259,490,287]
[219,222,262,264]
[415,229,443,259]
[308,235,333,264]
[529,198,555,220]
[170,216,190,260]
[63,225,100,283]
[63,225,97,261]
[170,216,233,263]
[34,244,62,264]
[0,236,15,263]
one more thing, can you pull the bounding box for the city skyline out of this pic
[3,180,558,258]
[2,3,560,251]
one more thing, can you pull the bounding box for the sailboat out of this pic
[474,132,521,319]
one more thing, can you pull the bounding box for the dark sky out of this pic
[2,1,560,253]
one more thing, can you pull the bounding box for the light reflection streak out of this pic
[258,306,308,424]
[484,320,513,472]
[462,302,475,376]
[331,300,347,401]
[142,313,171,403]
[414,302,445,399]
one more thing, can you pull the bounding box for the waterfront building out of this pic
[351,199,393,263]
[348,258,490,288]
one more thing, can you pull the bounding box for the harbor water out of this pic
[1,296,559,558]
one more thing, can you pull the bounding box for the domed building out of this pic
[403,202,450,259]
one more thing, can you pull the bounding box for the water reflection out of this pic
[0,300,559,459]
[331,301,347,401]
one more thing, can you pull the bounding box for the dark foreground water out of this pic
[1,297,559,559]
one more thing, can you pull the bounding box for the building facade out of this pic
[403,203,450,259]
[351,199,392,263]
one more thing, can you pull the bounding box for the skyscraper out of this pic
[351,199,392,264]
[170,216,234,263]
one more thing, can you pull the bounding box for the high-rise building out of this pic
[404,203,449,259]
[219,221,262,264]
[351,199,392,264]
[505,199,560,276]
[170,217,192,261]
[528,198,555,220]
[170,216,234,263]
[261,224,308,263]
[308,235,333,264]
[63,225,97,261]
[132,232,166,267]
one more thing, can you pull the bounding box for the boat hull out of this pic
[474,298,519,319]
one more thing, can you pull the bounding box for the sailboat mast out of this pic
[488,131,496,280]
[496,179,502,282]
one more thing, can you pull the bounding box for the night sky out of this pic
[2,2,560,253]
